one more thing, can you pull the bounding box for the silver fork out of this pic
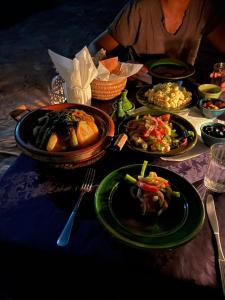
[206,194,225,296]
[57,168,95,247]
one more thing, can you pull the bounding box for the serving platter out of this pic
[95,164,205,249]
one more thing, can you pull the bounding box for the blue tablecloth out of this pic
[0,149,224,299]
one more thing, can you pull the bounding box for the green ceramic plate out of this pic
[95,164,205,249]
[136,85,197,114]
[118,112,198,157]
[146,58,195,80]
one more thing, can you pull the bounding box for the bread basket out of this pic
[91,77,127,100]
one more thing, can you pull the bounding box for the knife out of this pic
[206,194,225,296]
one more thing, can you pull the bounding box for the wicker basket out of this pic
[91,77,127,100]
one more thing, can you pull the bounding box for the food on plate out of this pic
[125,113,194,153]
[32,109,99,151]
[152,65,187,77]
[202,99,225,110]
[144,82,192,109]
[202,123,225,138]
[125,161,180,216]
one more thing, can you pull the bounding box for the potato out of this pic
[46,133,64,152]
[69,127,79,148]
[76,121,99,147]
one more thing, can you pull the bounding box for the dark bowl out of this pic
[200,122,225,147]
[198,98,225,119]
[14,103,115,169]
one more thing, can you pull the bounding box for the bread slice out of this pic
[100,57,120,74]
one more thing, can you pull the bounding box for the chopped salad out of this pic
[125,161,180,216]
[126,113,194,153]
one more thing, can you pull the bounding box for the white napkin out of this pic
[48,47,98,105]
[96,62,143,81]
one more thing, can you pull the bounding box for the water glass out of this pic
[49,75,66,104]
[204,143,225,193]
[211,62,225,86]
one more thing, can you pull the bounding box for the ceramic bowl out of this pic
[198,84,222,99]
[198,98,225,119]
[200,122,225,147]
[14,103,115,169]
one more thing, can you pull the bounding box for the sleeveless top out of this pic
[108,0,222,65]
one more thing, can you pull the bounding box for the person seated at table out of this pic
[88,0,225,90]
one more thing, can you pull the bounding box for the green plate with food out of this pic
[136,82,197,113]
[118,111,197,156]
[95,162,205,249]
[146,58,195,80]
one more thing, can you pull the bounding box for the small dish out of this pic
[198,84,222,99]
[200,122,225,147]
[198,98,225,119]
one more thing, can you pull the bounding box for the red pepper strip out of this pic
[137,181,159,193]
[181,138,188,146]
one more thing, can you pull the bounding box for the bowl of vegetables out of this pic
[200,122,225,147]
[198,98,225,119]
[14,103,115,169]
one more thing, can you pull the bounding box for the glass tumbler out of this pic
[204,143,225,193]
[211,62,225,86]
[49,75,66,104]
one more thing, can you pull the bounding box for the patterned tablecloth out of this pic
[0,81,225,299]
[0,145,224,299]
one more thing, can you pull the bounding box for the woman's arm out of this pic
[88,30,119,55]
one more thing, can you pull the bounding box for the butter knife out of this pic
[206,194,225,296]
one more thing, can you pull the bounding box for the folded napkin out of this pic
[48,46,98,105]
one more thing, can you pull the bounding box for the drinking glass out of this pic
[211,62,225,86]
[49,75,66,104]
[204,143,225,193]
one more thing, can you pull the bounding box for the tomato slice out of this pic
[137,181,159,192]
[160,114,170,122]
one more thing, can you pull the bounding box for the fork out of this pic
[57,168,95,247]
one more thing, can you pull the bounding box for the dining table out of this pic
[0,78,225,300]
